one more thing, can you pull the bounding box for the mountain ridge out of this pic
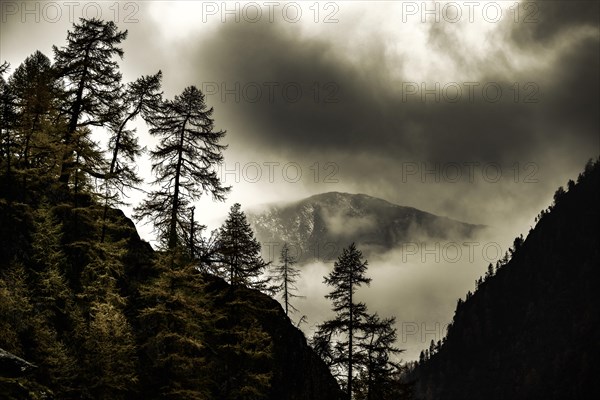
[253,191,484,226]
[248,191,486,262]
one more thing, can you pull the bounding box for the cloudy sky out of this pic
[2,0,598,359]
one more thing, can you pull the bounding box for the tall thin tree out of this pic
[216,203,269,290]
[0,62,17,180]
[100,71,162,242]
[317,243,371,399]
[8,51,57,174]
[134,85,229,249]
[53,18,127,187]
[272,243,302,316]
[355,313,402,400]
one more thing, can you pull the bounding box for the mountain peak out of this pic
[248,192,484,262]
[303,191,401,206]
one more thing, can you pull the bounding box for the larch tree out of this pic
[52,18,127,187]
[0,61,18,180]
[100,71,163,242]
[134,85,229,249]
[272,243,302,316]
[106,71,162,185]
[216,203,269,290]
[355,313,402,400]
[8,51,57,176]
[316,242,371,399]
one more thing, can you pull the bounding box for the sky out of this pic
[2,0,599,360]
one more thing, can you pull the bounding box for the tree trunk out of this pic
[348,282,353,400]
[189,207,195,258]
[168,117,188,249]
[101,100,143,242]
[284,258,289,315]
[59,44,92,186]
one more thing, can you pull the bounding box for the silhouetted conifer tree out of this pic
[100,71,162,242]
[216,203,269,290]
[134,86,229,249]
[316,243,371,399]
[355,313,402,400]
[53,18,127,187]
[272,243,302,316]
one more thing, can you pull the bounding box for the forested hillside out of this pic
[0,18,343,400]
[0,196,344,399]
[408,159,600,400]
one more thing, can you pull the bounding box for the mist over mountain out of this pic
[248,192,485,263]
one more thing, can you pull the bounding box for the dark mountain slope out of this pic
[249,192,484,262]
[0,194,342,399]
[411,160,600,400]
[203,276,344,400]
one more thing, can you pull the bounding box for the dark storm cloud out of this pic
[504,0,600,151]
[191,21,402,154]
[184,11,597,175]
[510,0,600,44]
[540,36,600,141]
